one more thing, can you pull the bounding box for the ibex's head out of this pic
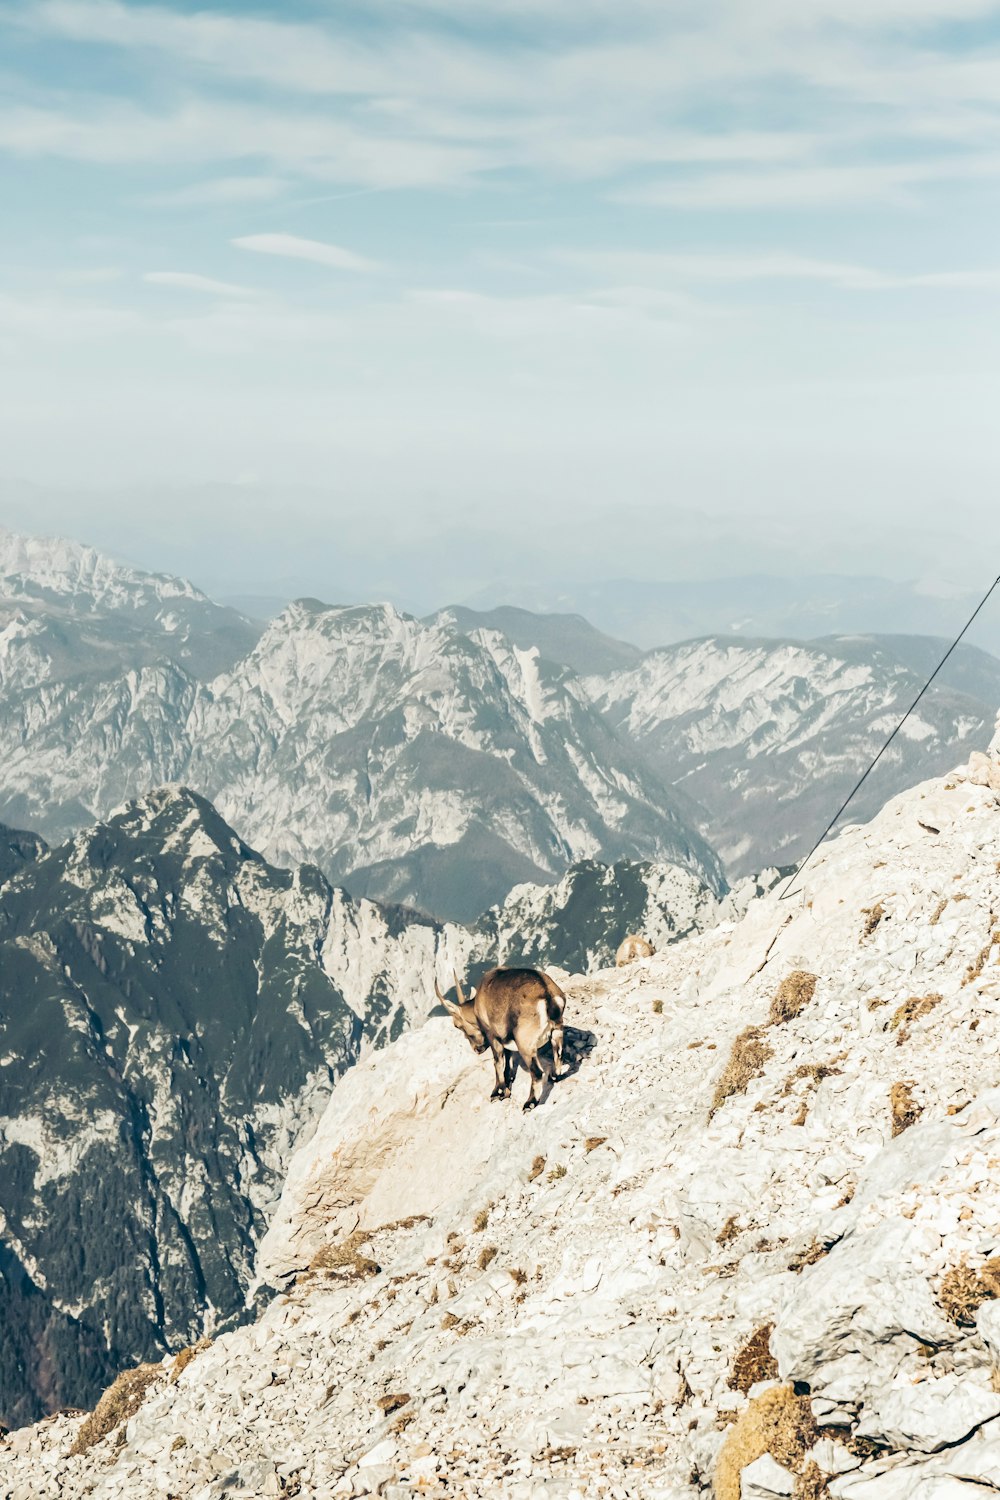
[435,971,488,1054]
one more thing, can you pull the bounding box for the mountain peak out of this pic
[0,524,208,613]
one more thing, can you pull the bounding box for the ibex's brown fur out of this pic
[436,967,566,1111]
[615,934,655,967]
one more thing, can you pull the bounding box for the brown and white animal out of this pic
[615,934,655,967]
[435,966,566,1111]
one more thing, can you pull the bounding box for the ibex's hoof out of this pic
[522,1098,538,1112]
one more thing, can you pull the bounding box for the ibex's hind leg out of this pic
[522,1051,545,1111]
[549,1026,564,1082]
[489,1038,511,1100]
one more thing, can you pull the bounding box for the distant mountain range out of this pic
[585,633,1000,875]
[2,526,998,901]
[461,574,1000,656]
[0,528,720,918]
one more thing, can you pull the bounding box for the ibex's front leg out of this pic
[489,1037,511,1100]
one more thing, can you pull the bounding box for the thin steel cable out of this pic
[778,571,1000,902]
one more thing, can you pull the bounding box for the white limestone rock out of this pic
[855,1373,1000,1452]
[740,1454,795,1497]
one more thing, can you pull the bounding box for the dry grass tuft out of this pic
[584,1136,607,1153]
[788,1238,829,1273]
[70,1364,163,1455]
[890,993,942,1044]
[310,1230,380,1280]
[375,1214,430,1234]
[377,1392,410,1414]
[890,1080,922,1137]
[711,1027,773,1116]
[715,1385,818,1500]
[652,998,664,1014]
[716,1215,741,1247]
[929,897,949,926]
[796,1460,831,1499]
[508,1267,528,1286]
[781,1058,846,1099]
[440,1312,460,1330]
[939,1258,1000,1325]
[728,1325,778,1394]
[769,972,818,1026]
[528,1155,546,1182]
[860,902,885,941]
[964,933,1000,987]
[548,1164,567,1181]
[169,1337,211,1384]
[472,1207,491,1233]
[477,1245,498,1271]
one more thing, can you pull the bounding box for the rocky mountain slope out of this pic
[473,857,781,976]
[587,633,1000,876]
[9,730,1000,1498]
[0,820,45,886]
[186,601,721,920]
[0,790,736,1429]
[0,787,453,1428]
[430,605,643,677]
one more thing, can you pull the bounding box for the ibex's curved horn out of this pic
[453,969,467,1006]
[434,976,447,1005]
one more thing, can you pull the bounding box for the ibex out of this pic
[615,934,655,967]
[436,967,566,1111]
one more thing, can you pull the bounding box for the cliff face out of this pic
[0,787,448,1427]
[9,733,1000,1499]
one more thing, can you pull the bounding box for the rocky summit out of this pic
[7,728,1000,1498]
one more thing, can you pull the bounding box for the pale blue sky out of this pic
[2,1,1000,597]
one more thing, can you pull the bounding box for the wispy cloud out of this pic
[142,176,286,209]
[561,249,1000,293]
[232,234,383,273]
[143,271,258,297]
[16,0,1000,202]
